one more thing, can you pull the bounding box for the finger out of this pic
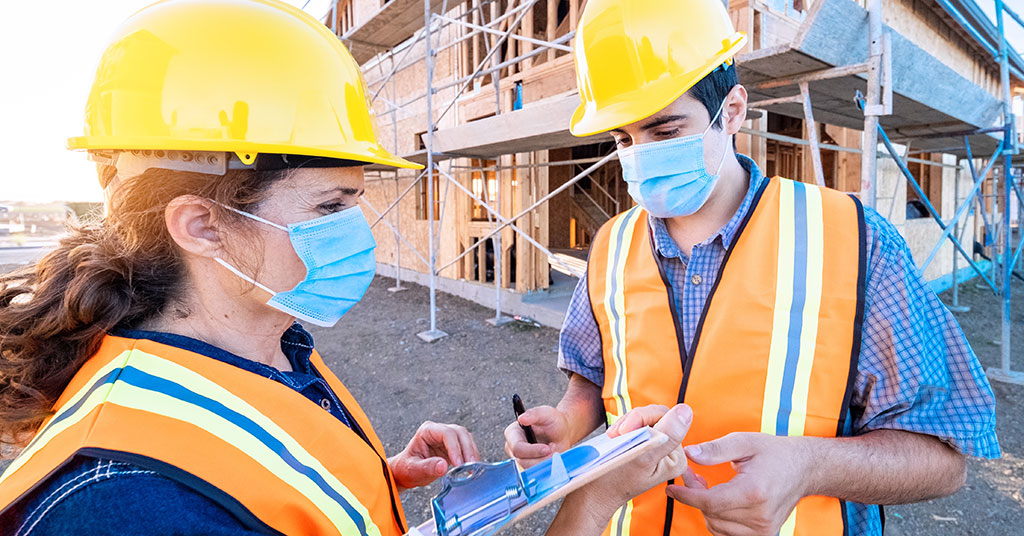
[457,427,480,463]
[666,483,713,512]
[611,404,673,437]
[680,466,708,490]
[517,406,559,428]
[401,456,449,486]
[441,426,466,466]
[510,441,552,461]
[424,424,465,466]
[685,432,753,467]
[652,404,693,444]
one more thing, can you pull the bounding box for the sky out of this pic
[0,0,1021,203]
[0,0,332,203]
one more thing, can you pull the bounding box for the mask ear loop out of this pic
[703,99,730,176]
[214,258,279,297]
[207,200,286,296]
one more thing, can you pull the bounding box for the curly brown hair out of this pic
[0,164,287,449]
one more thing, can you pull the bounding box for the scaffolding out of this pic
[324,0,1022,374]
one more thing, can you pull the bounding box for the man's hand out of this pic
[667,432,812,536]
[389,421,480,491]
[547,404,694,536]
[505,374,605,468]
[504,405,573,468]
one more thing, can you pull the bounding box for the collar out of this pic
[649,154,766,260]
[110,323,317,378]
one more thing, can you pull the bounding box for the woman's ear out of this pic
[723,84,748,136]
[164,195,225,258]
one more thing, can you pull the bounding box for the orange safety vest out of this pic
[0,335,407,536]
[588,177,866,536]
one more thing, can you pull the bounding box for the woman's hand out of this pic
[546,404,694,535]
[388,421,480,491]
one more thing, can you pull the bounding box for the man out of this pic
[505,1,1000,535]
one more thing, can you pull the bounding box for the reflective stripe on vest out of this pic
[588,177,865,536]
[0,336,406,536]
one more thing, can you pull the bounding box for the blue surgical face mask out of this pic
[213,203,376,328]
[617,102,728,218]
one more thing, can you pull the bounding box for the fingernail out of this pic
[685,444,701,456]
[676,406,693,425]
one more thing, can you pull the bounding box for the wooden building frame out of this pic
[322,0,1023,380]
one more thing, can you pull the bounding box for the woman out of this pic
[0,1,691,534]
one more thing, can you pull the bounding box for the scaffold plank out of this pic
[738,0,1004,156]
[342,0,449,64]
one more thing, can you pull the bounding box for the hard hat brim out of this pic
[67,137,424,170]
[569,33,748,138]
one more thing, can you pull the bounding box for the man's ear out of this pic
[722,84,748,136]
[165,195,225,258]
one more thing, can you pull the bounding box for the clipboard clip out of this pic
[431,452,573,536]
[432,459,526,536]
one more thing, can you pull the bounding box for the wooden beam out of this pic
[547,0,557,62]
[522,0,534,70]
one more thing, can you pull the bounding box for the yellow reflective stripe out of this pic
[787,185,824,437]
[123,351,381,536]
[610,499,634,536]
[780,508,798,536]
[606,412,619,426]
[0,351,132,484]
[605,207,642,418]
[761,180,796,435]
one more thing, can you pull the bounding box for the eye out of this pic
[317,201,347,214]
[614,137,632,148]
[655,128,680,139]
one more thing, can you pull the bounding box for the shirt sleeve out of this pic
[557,271,606,386]
[850,208,1000,458]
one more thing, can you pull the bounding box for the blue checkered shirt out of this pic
[558,155,1000,534]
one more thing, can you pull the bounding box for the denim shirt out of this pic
[3,324,350,535]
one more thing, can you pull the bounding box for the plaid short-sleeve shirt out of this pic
[557,155,1000,534]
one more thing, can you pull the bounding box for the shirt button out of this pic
[691,274,703,286]
[320,398,332,411]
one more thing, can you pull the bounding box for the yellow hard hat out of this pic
[569,0,748,137]
[68,0,421,170]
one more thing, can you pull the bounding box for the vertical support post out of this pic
[488,157,511,326]
[987,0,1022,384]
[948,163,969,312]
[546,0,557,62]
[522,0,534,70]
[388,56,406,293]
[860,0,883,208]
[800,82,825,187]
[418,1,448,343]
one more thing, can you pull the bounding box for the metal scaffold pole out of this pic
[988,0,1023,384]
[860,0,884,209]
[948,162,970,313]
[417,0,448,343]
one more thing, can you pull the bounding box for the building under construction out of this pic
[323,0,1024,379]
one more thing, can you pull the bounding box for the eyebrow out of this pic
[639,114,689,130]
[609,114,690,136]
[319,187,364,197]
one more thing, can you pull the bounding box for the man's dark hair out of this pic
[685,61,738,130]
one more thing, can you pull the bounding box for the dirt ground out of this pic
[1,263,1022,534]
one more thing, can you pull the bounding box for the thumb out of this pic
[652,404,693,445]
[407,456,449,478]
[684,432,751,466]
